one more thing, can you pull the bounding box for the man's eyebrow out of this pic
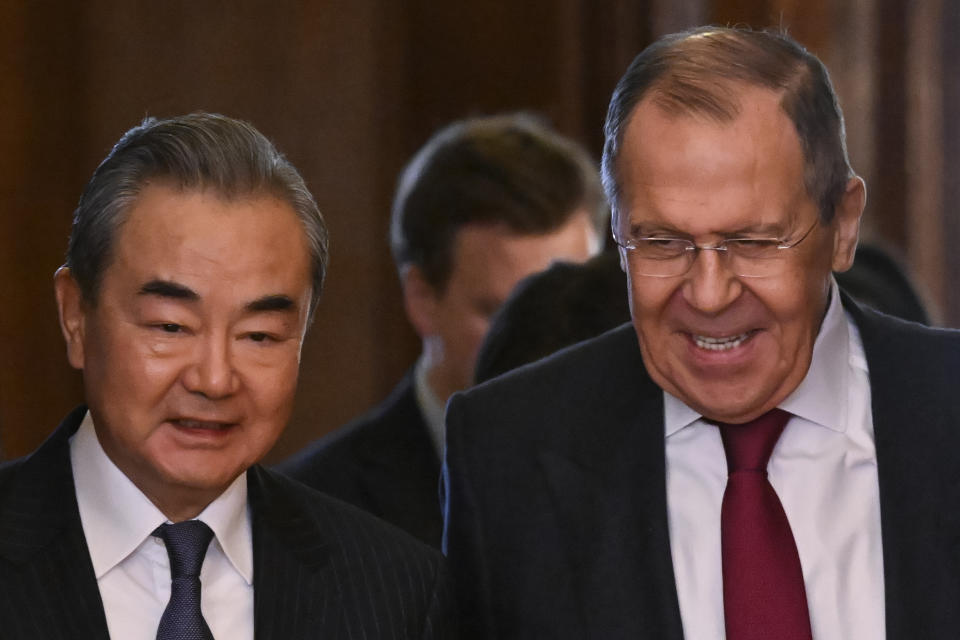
[246,295,297,313]
[138,280,199,301]
[724,223,786,238]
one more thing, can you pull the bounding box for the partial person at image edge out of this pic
[279,113,606,547]
[0,113,454,639]
[443,26,960,640]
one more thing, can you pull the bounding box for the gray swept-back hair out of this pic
[66,112,329,316]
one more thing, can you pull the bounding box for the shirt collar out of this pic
[664,279,850,435]
[413,356,446,459]
[198,467,253,585]
[69,411,253,583]
[778,280,850,432]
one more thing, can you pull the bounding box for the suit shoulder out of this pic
[0,457,27,502]
[259,466,443,563]
[466,322,639,403]
[278,374,421,476]
[278,408,381,477]
[889,314,960,346]
[447,323,652,454]
[854,304,960,371]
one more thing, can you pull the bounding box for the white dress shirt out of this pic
[415,355,447,460]
[665,282,886,639]
[70,412,255,640]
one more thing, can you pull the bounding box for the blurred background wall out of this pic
[1,0,956,461]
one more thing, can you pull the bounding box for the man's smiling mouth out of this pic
[691,331,756,351]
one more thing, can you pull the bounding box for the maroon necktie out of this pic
[718,408,812,640]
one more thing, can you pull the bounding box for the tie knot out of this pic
[157,520,214,579]
[717,408,791,474]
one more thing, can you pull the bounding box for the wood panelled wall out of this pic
[1,0,955,461]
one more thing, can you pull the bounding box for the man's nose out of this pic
[681,248,743,313]
[183,334,239,399]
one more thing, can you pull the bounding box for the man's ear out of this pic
[401,265,441,339]
[831,176,866,273]
[54,266,87,370]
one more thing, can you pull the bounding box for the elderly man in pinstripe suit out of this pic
[0,113,453,639]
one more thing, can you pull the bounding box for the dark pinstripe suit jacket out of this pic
[0,407,455,639]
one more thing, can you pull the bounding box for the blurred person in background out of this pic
[473,250,629,384]
[281,113,605,546]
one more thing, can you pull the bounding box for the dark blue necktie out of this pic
[156,520,216,640]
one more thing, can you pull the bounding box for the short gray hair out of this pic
[602,26,854,226]
[66,112,329,316]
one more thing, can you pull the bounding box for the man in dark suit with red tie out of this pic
[0,113,453,639]
[443,26,960,639]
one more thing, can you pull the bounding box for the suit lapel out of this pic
[528,301,960,639]
[0,406,110,639]
[249,465,345,639]
[539,326,684,639]
[355,378,443,544]
[848,298,960,638]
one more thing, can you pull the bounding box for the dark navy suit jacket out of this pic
[280,372,444,547]
[443,296,960,639]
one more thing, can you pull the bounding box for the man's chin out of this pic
[663,371,777,423]
[156,467,245,509]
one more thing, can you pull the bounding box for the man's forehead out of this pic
[107,184,312,302]
[618,91,812,233]
[622,86,804,179]
[120,182,287,222]
[118,183,299,238]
